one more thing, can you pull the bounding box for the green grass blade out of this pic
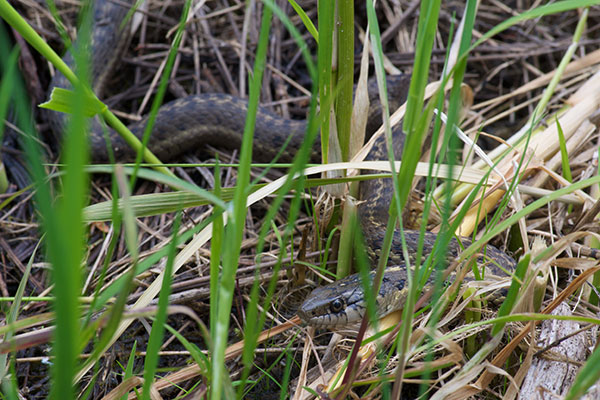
[415,3,479,395]
[229,1,318,396]
[210,159,223,338]
[0,27,18,195]
[366,0,441,396]
[427,0,477,318]
[165,324,210,376]
[565,342,600,400]
[119,341,137,400]
[278,351,293,400]
[556,116,572,183]
[335,0,353,161]
[141,212,181,399]
[287,0,318,42]
[471,1,597,50]
[211,5,273,399]
[491,254,530,336]
[0,44,18,138]
[44,3,94,396]
[0,240,41,384]
[317,0,334,164]
[333,0,355,280]
[82,173,123,324]
[0,362,19,400]
[400,0,441,161]
[129,0,192,186]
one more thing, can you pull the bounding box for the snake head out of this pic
[298,268,409,328]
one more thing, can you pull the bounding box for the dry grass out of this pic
[2,1,600,399]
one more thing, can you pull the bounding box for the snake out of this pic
[47,0,516,328]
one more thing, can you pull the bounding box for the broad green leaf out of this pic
[39,87,106,117]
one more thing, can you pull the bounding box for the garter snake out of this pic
[47,0,516,328]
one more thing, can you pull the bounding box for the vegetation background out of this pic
[1,0,600,399]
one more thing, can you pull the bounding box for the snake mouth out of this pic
[298,305,366,328]
[298,302,366,328]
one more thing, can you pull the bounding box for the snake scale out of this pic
[48,0,516,328]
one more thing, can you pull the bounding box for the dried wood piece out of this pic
[519,303,599,399]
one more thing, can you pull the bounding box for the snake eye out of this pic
[330,298,344,313]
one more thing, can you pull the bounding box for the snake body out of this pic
[48,0,515,328]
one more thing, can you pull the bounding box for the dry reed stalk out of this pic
[454,69,600,237]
